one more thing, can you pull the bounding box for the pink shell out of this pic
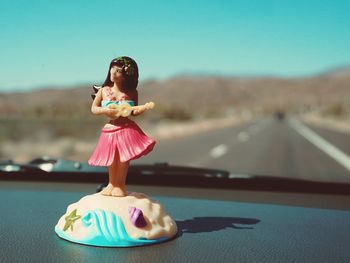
[128,206,147,228]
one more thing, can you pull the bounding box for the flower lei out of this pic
[115,57,135,76]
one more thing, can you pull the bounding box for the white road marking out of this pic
[248,125,259,134]
[238,131,250,142]
[210,144,228,159]
[289,119,350,172]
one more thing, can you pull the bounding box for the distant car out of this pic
[275,111,286,120]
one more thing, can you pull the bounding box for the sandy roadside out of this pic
[301,114,350,135]
[149,116,251,140]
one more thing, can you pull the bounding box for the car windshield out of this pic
[1,1,350,185]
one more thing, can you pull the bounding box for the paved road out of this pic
[134,117,350,183]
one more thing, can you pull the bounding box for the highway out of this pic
[134,117,350,183]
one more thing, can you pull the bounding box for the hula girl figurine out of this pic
[54,57,177,247]
[88,56,155,197]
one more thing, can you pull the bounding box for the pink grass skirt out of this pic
[88,120,155,166]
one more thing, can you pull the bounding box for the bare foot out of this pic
[100,183,113,196]
[111,187,127,197]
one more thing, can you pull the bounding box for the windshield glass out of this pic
[1,1,350,184]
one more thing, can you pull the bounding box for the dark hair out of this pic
[91,56,139,100]
[103,56,139,90]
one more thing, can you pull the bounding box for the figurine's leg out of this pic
[100,156,119,196]
[111,159,129,197]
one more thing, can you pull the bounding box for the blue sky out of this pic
[0,0,350,91]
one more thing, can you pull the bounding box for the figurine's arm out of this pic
[91,88,118,118]
[132,90,147,116]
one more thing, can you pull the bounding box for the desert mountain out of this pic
[1,66,349,120]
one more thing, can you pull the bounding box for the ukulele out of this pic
[108,102,155,118]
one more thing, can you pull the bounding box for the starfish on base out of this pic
[63,209,81,231]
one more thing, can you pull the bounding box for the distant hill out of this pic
[320,65,350,78]
[0,66,349,120]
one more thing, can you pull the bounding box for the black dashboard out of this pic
[1,178,350,263]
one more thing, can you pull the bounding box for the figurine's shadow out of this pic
[175,216,260,236]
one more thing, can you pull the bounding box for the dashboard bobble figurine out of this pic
[55,56,177,247]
